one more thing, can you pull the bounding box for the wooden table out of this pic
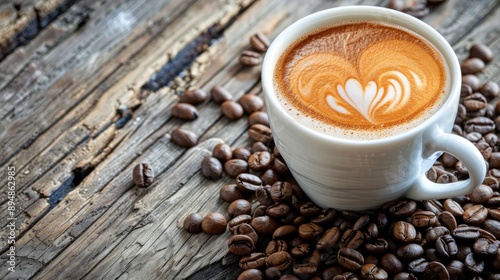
[1,0,499,279]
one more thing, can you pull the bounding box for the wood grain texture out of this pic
[0,0,499,279]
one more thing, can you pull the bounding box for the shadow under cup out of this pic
[261,6,464,210]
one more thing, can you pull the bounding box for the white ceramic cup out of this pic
[261,6,487,210]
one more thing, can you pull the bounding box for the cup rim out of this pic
[261,5,461,146]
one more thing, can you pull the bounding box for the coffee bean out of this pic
[239,94,264,114]
[212,143,233,162]
[466,132,485,143]
[311,209,338,227]
[260,169,279,186]
[228,234,255,256]
[365,223,379,241]
[265,239,288,256]
[424,261,449,280]
[248,151,272,171]
[201,156,223,180]
[463,204,488,225]
[469,43,493,63]
[300,202,322,217]
[353,214,371,231]
[183,213,203,234]
[250,32,271,52]
[171,127,198,148]
[380,253,403,275]
[394,273,417,280]
[435,234,458,258]
[461,58,486,74]
[228,199,252,218]
[132,163,154,188]
[224,159,249,178]
[441,153,458,167]
[172,103,199,120]
[248,124,272,143]
[298,223,324,240]
[279,275,300,280]
[475,141,492,160]
[251,142,269,153]
[340,229,365,249]
[240,50,262,66]
[255,186,274,206]
[248,111,270,126]
[480,81,500,99]
[237,268,263,280]
[446,260,466,280]
[267,181,291,203]
[251,215,279,236]
[483,219,500,239]
[365,238,389,254]
[411,210,438,228]
[462,74,481,91]
[253,205,267,218]
[293,262,318,279]
[452,226,480,243]
[221,100,244,120]
[393,221,416,244]
[469,185,494,203]
[233,147,251,161]
[228,214,252,231]
[461,83,473,99]
[387,0,405,11]
[464,253,484,274]
[321,251,338,266]
[444,199,465,217]
[211,85,233,104]
[473,237,499,256]
[438,211,457,231]
[407,257,429,274]
[202,212,227,235]
[266,204,290,218]
[306,249,322,266]
[265,267,281,280]
[464,93,488,111]
[234,223,258,244]
[464,117,495,134]
[180,89,208,105]
[338,248,364,271]
[290,243,312,259]
[316,227,341,253]
[360,263,388,280]
[489,207,500,220]
[236,173,262,193]
[220,184,245,202]
[239,252,266,270]
[266,251,292,270]
[423,199,444,215]
[396,243,424,261]
[490,153,500,168]
[404,4,429,18]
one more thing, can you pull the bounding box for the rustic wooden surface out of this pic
[0,0,499,279]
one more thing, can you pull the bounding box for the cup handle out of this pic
[405,125,487,200]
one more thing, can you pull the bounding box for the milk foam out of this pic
[274,21,448,140]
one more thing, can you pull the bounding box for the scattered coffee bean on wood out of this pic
[221,100,244,120]
[132,163,154,188]
[183,213,203,234]
[171,103,199,120]
[201,156,223,180]
[469,43,493,63]
[239,50,262,66]
[211,85,233,104]
[201,212,227,235]
[239,94,264,114]
[180,89,208,105]
[170,127,197,148]
[212,143,233,162]
[250,32,271,52]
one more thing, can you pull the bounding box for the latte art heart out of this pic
[276,22,447,133]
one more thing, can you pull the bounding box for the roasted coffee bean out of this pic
[441,153,458,167]
[404,4,429,18]
[483,219,500,239]
[461,58,486,74]
[472,237,499,256]
[478,227,497,241]
[211,85,233,104]
[266,203,290,218]
[338,248,364,271]
[365,238,389,254]
[340,229,365,249]
[462,74,481,91]
[452,226,480,243]
[469,43,494,63]
[248,151,272,171]
[251,142,269,153]
[234,223,258,244]
[438,211,457,231]
[466,132,485,143]
[317,227,341,253]
[426,248,442,262]
[352,215,371,231]
[446,260,466,280]
[237,268,263,280]
[265,240,288,256]
[411,210,438,228]
[224,159,249,178]
[464,253,484,274]
[475,141,492,160]
[240,252,266,270]
[435,234,458,258]
[300,202,322,217]
[269,181,293,203]
[321,251,338,266]
[323,267,345,280]
[228,199,252,217]
[260,169,279,186]
[424,261,449,280]
[426,226,450,242]
[253,205,267,218]
[201,156,223,180]
[220,184,245,202]
[265,267,281,280]
[393,221,416,244]
[487,196,500,207]
[423,200,444,215]
[266,251,292,270]
[228,214,252,231]
[201,212,227,235]
[464,117,495,134]
[461,83,473,99]
[180,89,208,105]
[272,225,296,240]
[484,137,500,154]
[183,213,203,234]
[463,204,488,225]
[491,153,500,168]
[298,223,324,240]
[360,263,388,280]
[437,173,458,183]
[133,163,154,188]
[364,223,379,241]
[380,253,403,275]
[221,100,244,120]
[255,186,274,206]
[248,124,272,143]
[293,263,318,279]
[248,111,270,126]
[389,200,417,218]
[240,50,262,66]
[239,94,264,114]
[407,257,429,274]
[396,243,424,261]
[464,93,487,111]
[233,147,251,161]
[212,143,233,162]
[480,81,500,99]
[250,32,270,52]
[279,275,300,280]
[172,103,199,120]
[291,243,312,258]
[444,199,465,217]
[469,185,494,203]
[394,273,417,280]
[228,234,254,256]
[376,212,389,230]
[236,173,262,193]
[171,127,198,148]
[489,207,500,220]
[251,215,279,236]
[306,249,322,266]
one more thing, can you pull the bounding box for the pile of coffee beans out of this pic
[173,30,500,280]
